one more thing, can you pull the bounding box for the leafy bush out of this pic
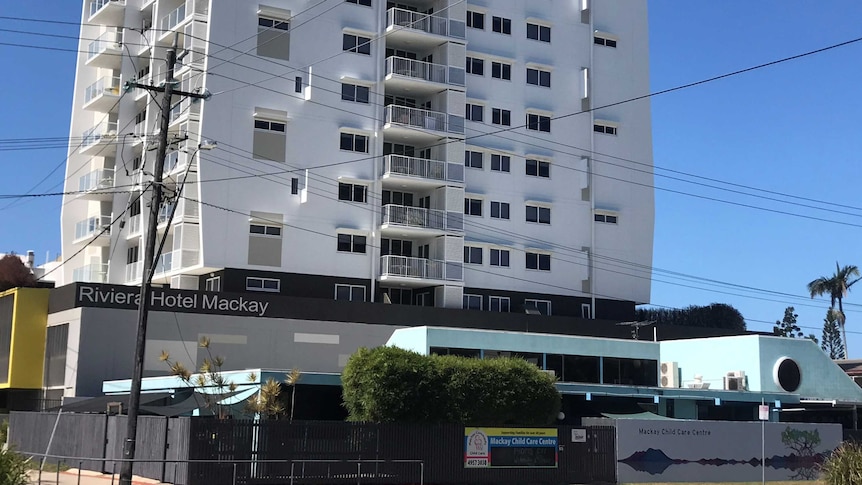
[0,448,29,485]
[821,441,862,485]
[342,346,560,425]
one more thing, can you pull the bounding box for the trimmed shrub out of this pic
[342,346,561,425]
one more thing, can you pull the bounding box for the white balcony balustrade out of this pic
[88,0,125,25]
[380,255,464,284]
[125,261,142,282]
[74,215,112,242]
[83,76,121,112]
[382,155,464,185]
[81,120,118,154]
[384,105,464,141]
[73,263,108,283]
[78,168,114,199]
[386,8,465,43]
[380,204,464,236]
[86,29,123,68]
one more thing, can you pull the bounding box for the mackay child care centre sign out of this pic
[464,428,558,468]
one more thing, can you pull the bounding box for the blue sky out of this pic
[1,2,862,354]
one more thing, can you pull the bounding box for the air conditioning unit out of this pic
[725,372,746,391]
[660,361,679,388]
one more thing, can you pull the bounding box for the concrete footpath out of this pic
[27,468,171,485]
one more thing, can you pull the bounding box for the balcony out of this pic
[88,0,125,25]
[381,155,463,187]
[385,8,465,49]
[83,76,121,112]
[81,120,118,155]
[153,250,201,281]
[379,255,463,287]
[77,168,115,200]
[136,28,154,56]
[127,214,142,237]
[74,215,112,245]
[381,204,463,237]
[125,261,142,283]
[158,0,208,43]
[384,105,464,142]
[385,57,463,95]
[157,198,199,226]
[73,263,109,283]
[134,75,152,101]
[86,29,123,69]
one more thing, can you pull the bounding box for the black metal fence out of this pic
[188,420,616,485]
[10,413,616,485]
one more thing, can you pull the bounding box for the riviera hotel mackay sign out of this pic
[75,283,272,317]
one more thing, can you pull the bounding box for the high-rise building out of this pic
[61,0,654,319]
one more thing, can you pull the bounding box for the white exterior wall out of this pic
[60,0,654,309]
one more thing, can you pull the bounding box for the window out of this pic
[594,123,617,135]
[581,303,592,319]
[338,182,367,202]
[594,35,617,48]
[526,23,551,42]
[291,177,299,195]
[466,103,483,122]
[257,14,290,61]
[341,83,369,103]
[492,16,511,34]
[466,57,484,75]
[343,33,371,55]
[337,233,367,253]
[346,0,371,5]
[526,252,551,271]
[489,296,510,312]
[491,154,510,172]
[490,201,510,220]
[464,197,482,216]
[382,189,413,206]
[527,113,551,132]
[465,150,483,169]
[250,223,282,236]
[205,276,221,292]
[526,205,551,224]
[525,299,551,315]
[526,68,551,87]
[247,277,280,292]
[294,76,302,93]
[492,108,511,126]
[340,132,369,152]
[491,62,511,80]
[258,17,290,31]
[463,294,482,310]
[466,11,484,29]
[490,248,510,267]
[335,284,366,302]
[464,246,483,264]
[594,213,619,224]
[381,238,412,256]
[526,159,550,178]
[254,119,286,132]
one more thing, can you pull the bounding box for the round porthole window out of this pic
[773,357,801,392]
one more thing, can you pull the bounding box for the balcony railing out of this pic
[89,0,124,18]
[78,168,115,192]
[386,56,448,84]
[161,2,187,32]
[73,263,108,283]
[75,215,111,240]
[154,251,174,273]
[87,29,122,62]
[84,76,121,105]
[386,8,464,39]
[82,120,118,148]
[380,255,463,282]
[382,155,463,183]
[127,214,142,236]
[386,105,464,134]
[125,261,142,282]
[381,204,463,233]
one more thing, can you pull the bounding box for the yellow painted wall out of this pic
[0,288,50,389]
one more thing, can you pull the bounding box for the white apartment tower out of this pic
[61,0,654,320]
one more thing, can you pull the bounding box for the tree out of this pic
[774,306,803,338]
[342,346,560,425]
[245,368,302,420]
[0,254,36,292]
[160,336,238,418]
[635,303,746,331]
[807,262,860,355]
[822,308,846,360]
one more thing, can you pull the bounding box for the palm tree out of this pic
[808,262,861,355]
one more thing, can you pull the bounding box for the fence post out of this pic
[289,462,294,485]
[37,466,42,485]
[233,462,237,485]
[161,416,170,483]
[420,461,424,485]
[57,459,62,484]
[357,462,361,485]
[78,461,83,485]
[111,462,116,485]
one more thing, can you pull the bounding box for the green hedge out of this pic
[342,346,561,425]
